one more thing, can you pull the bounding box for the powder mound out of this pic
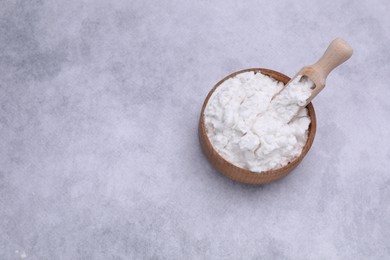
[204,72,312,173]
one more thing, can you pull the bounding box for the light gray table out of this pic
[1,0,389,259]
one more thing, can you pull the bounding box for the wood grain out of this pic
[198,68,317,185]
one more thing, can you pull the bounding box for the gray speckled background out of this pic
[1,0,389,259]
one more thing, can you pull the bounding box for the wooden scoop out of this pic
[274,38,353,107]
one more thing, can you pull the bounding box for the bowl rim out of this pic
[199,68,317,184]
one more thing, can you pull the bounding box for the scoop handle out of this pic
[298,38,353,103]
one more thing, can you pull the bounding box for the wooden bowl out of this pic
[199,68,317,185]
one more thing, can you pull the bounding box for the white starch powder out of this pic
[204,71,313,172]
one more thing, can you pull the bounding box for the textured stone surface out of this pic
[1,0,389,259]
